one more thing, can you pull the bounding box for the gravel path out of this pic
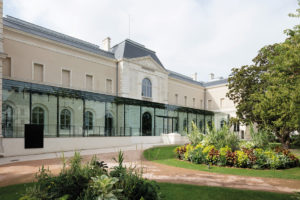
[1,150,300,193]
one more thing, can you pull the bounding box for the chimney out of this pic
[192,72,197,81]
[102,37,111,51]
[209,73,215,80]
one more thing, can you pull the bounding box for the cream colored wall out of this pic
[3,28,117,95]
[206,84,235,112]
[119,57,169,104]
[168,77,205,109]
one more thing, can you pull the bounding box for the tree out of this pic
[227,2,300,148]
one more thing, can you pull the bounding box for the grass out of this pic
[0,182,297,200]
[0,183,34,200]
[143,145,300,180]
[159,182,297,200]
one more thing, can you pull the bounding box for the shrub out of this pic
[219,146,232,166]
[84,175,122,200]
[189,148,206,164]
[249,125,270,148]
[204,124,240,150]
[187,121,204,145]
[174,145,186,160]
[236,150,249,168]
[22,151,162,200]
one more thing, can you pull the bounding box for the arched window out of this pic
[60,109,71,130]
[142,78,152,98]
[85,111,93,130]
[2,104,13,137]
[32,107,44,125]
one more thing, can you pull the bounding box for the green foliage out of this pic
[292,135,300,147]
[187,121,204,145]
[175,144,299,169]
[236,151,249,168]
[226,4,300,147]
[110,151,162,200]
[21,151,162,200]
[249,125,270,148]
[86,175,121,200]
[204,124,240,150]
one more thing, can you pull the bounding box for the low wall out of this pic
[2,136,163,157]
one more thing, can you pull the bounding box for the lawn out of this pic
[0,182,297,200]
[143,145,300,180]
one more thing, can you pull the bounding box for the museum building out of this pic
[0,4,244,156]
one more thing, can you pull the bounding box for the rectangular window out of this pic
[220,98,225,108]
[234,122,240,132]
[184,96,187,106]
[200,99,203,109]
[208,100,212,110]
[3,57,11,77]
[86,74,93,90]
[175,94,178,104]
[62,69,70,87]
[193,98,195,107]
[106,79,112,93]
[34,63,44,82]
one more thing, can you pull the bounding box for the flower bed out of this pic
[175,144,299,169]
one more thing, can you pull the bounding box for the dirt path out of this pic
[1,150,300,193]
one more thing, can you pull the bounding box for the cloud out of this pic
[4,0,299,81]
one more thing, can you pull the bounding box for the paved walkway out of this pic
[0,147,300,193]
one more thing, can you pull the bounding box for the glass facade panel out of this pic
[85,99,105,136]
[125,105,140,136]
[105,102,117,136]
[32,93,57,137]
[1,79,225,138]
[2,88,30,137]
[197,114,205,133]
[59,97,83,137]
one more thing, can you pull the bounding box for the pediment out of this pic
[128,56,168,74]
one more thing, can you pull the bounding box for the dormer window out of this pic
[142,78,152,98]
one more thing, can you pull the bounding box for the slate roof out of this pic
[203,78,228,87]
[111,39,164,68]
[168,70,204,86]
[4,16,115,59]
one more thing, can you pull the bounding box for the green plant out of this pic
[203,124,240,150]
[88,175,122,200]
[187,121,204,145]
[110,150,126,178]
[236,150,249,168]
[249,124,270,149]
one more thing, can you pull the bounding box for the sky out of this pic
[3,0,299,81]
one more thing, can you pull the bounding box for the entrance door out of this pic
[105,114,113,136]
[142,112,152,136]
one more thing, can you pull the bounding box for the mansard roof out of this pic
[4,16,115,59]
[111,39,164,68]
